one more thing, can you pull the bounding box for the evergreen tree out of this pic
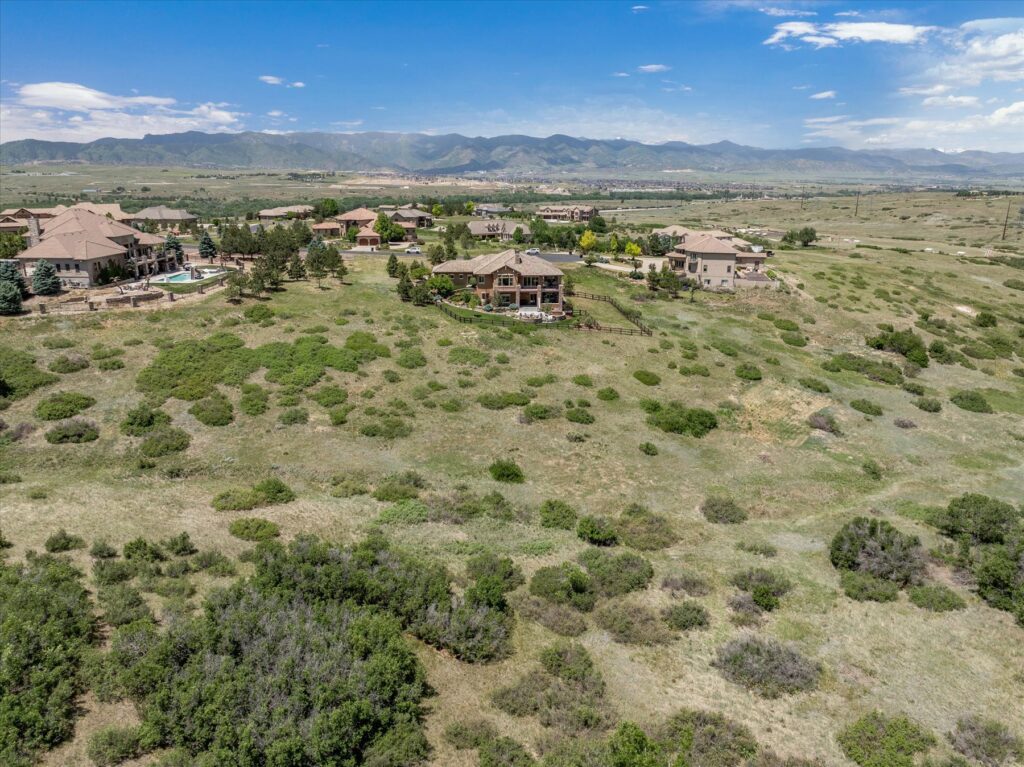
[0,279,22,315]
[31,260,61,295]
[287,251,307,281]
[0,260,28,297]
[224,270,248,302]
[198,230,217,260]
[396,271,412,301]
[164,233,184,262]
[252,255,282,291]
[323,245,342,277]
[333,257,348,284]
[386,252,399,277]
[646,262,660,291]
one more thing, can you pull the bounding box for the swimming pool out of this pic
[151,268,225,284]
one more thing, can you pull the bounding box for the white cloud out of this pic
[931,24,1024,84]
[289,81,306,88]
[899,84,951,96]
[922,95,980,107]
[259,75,284,85]
[0,80,244,142]
[802,101,1024,151]
[18,82,176,111]
[637,64,671,73]
[765,20,935,47]
[835,10,861,17]
[792,84,811,90]
[631,5,648,12]
[612,72,630,77]
[810,90,836,99]
[759,7,816,18]
[267,110,286,117]
[331,119,364,128]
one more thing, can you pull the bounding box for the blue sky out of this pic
[1,1,1022,151]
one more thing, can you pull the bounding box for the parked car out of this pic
[405,246,422,254]
[524,248,541,256]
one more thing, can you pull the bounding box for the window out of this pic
[726,265,732,273]
[702,264,707,273]
[496,274,514,287]
[74,263,80,272]
[522,277,538,287]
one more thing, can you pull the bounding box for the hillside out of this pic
[3,130,1024,181]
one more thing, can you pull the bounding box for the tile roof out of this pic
[679,235,740,256]
[18,208,160,262]
[432,249,562,277]
[131,205,197,221]
[338,207,377,221]
[258,205,314,217]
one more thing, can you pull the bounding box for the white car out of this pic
[524,248,541,256]
[405,246,422,255]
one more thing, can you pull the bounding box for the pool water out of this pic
[151,268,225,284]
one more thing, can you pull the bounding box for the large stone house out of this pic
[467,219,530,242]
[537,204,598,223]
[258,205,314,224]
[355,225,381,247]
[432,249,563,310]
[666,234,771,291]
[129,205,197,230]
[388,207,433,228]
[14,208,174,288]
[337,207,378,231]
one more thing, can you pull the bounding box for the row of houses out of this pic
[8,208,183,289]
[0,203,197,233]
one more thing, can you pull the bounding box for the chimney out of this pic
[27,217,41,247]
[514,250,522,264]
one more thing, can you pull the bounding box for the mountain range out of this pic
[2,131,1023,182]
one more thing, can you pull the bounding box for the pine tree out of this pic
[31,260,61,295]
[224,270,248,302]
[386,252,399,277]
[0,260,28,297]
[0,279,22,315]
[198,230,217,260]
[287,251,307,281]
[322,246,341,277]
[334,258,348,284]
[396,271,412,301]
[164,233,184,261]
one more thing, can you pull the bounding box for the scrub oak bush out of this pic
[577,548,653,597]
[938,493,1021,544]
[948,715,1023,767]
[45,418,98,444]
[596,386,619,401]
[915,397,942,413]
[732,568,792,611]
[830,517,925,586]
[841,571,900,602]
[639,441,658,455]
[489,458,525,483]
[645,401,718,437]
[633,370,661,386]
[48,354,90,374]
[577,515,619,546]
[188,391,233,426]
[662,601,710,632]
[529,563,597,612]
[119,403,170,436]
[850,399,883,416]
[565,407,595,424]
[713,635,822,698]
[595,601,673,645]
[229,517,281,542]
[212,477,295,511]
[615,503,677,550]
[951,390,993,413]
[139,426,190,457]
[34,391,95,421]
[837,711,935,767]
[735,363,762,381]
[45,528,85,552]
[701,496,748,524]
[466,552,524,592]
[866,327,930,368]
[799,377,830,393]
[908,584,966,612]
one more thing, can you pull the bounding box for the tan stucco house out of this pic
[537,204,598,223]
[432,249,563,310]
[666,234,770,291]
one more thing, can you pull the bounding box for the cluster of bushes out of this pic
[189,390,234,426]
[228,517,281,541]
[119,402,171,436]
[644,400,718,437]
[702,496,748,524]
[950,390,993,413]
[822,353,903,385]
[731,568,793,612]
[0,553,94,766]
[34,391,95,421]
[830,517,925,601]
[865,326,929,368]
[713,635,822,698]
[212,477,296,511]
[44,418,98,444]
[837,711,935,767]
[478,391,532,410]
[0,346,59,407]
[139,426,190,457]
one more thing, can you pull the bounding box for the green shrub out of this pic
[577,515,618,546]
[310,385,348,407]
[522,403,558,420]
[662,601,710,632]
[974,311,997,328]
[525,373,557,387]
[830,517,924,585]
[243,304,274,322]
[42,336,75,349]
[48,354,90,374]
[679,363,710,376]
[571,374,593,387]
[123,538,165,562]
[808,411,841,434]
[915,397,942,413]
[93,559,137,586]
[655,708,759,766]
[850,399,883,416]
[278,407,309,425]
[120,403,170,436]
[799,377,830,393]
[633,370,661,386]
[735,363,762,381]
[517,596,588,636]
[539,499,578,529]
[604,508,668,554]
[639,441,658,455]
[948,715,1023,767]
[732,568,792,611]
[98,584,153,627]
[902,381,925,396]
[162,531,196,556]
[736,541,778,557]
[238,383,269,415]
[45,528,85,552]
[841,571,900,602]
[0,345,59,400]
[34,391,95,421]
[712,636,821,697]
[701,496,747,524]
[86,725,144,766]
[478,736,536,767]
[529,563,596,612]
[646,402,718,437]
[45,418,98,444]
[213,478,294,511]
[378,499,431,524]
[950,390,993,413]
[938,493,1021,544]
[139,426,190,457]
[595,602,672,645]
[908,584,966,612]
[396,348,427,369]
[866,328,930,368]
[578,548,653,597]
[823,353,903,385]
[448,346,490,366]
[489,458,525,483]
[229,518,281,541]
[90,540,118,559]
[444,720,499,750]
[596,387,619,401]
[773,318,800,331]
[189,391,233,426]
[565,408,595,424]
[477,391,531,409]
[837,711,936,767]
[360,416,412,438]
[466,552,524,592]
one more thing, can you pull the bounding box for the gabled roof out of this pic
[70,202,130,220]
[311,220,342,229]
[131,205,197,221]
[41,208,140,240]
[653,225,695,237]
[391,207,431,218]
[19,208,160,262]
[356,225,379,237]
[432,249,562,278]
[679,235,740,256]
[21,233,126,261]
[258,205,314,217]
[338,207,377,221]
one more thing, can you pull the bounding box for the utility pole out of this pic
[854,192,860,218]
[1002,197,1012,240]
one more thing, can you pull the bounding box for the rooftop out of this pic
[432,249,562,277]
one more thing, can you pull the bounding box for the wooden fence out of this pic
[566,290,653,335]
[435,301,652,337]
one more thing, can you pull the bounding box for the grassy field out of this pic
[2,217,1023,765]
